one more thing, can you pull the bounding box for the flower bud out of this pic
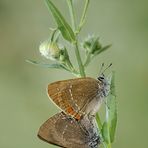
[39,40,60,60]
[83,35,102,54]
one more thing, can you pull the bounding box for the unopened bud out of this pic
[83,35,102,54]
[39,40,60,60]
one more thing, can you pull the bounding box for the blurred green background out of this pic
[0,0,148,148]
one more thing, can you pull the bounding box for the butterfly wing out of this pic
[38,112,97,148]
[47,77,99,120]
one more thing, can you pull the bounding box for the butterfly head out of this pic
[97,63,112,97]
[98,73,109,86]
[97,74,110,97]
[98,74,108,85]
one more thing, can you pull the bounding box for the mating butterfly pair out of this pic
[38,75,110,148]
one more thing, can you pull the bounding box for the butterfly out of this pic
[38,112,100,148]
[47,74,110,121]
[38,64,111,147]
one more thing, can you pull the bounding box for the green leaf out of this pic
[26,59,70,71]
[50,28,58,42]
[96,113,102,130]
[45,0,76,43]
[104,72,117,143]
[93,44,111,56]
[102,121,110,144]
[110,113,117,142]
[108,72,117,143]
[77,0,90,33]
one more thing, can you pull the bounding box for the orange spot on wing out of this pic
[74,114,81,121]
[66,106,82,120]
[66,106,75,115]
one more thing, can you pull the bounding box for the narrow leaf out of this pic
[94,44,112,56]
[106,72,117,143]
[26,60,70,71]
[96,113,102,130]
[45,0,76,43]
[110,114,117,142]
[84,44,111,67]
[102,121,110,144]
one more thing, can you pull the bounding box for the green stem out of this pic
[67,0,86,77]
[107,143,112,148]
[77,0,90,33]
[65,59,80,76]
[61,63,80,77]
[106,104,112,148]
[66,0,76,31]
[74,42,86,77]
[84,53,91,67]
[96,113,108,148]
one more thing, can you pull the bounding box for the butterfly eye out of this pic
[98,77,104,80]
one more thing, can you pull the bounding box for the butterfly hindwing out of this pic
[47,77,99,120]
[38,112,99,148]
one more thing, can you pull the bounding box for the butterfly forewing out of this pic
[47,77,99,120]
[38,112,96,148]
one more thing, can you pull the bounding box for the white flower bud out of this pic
[39,40,60,60]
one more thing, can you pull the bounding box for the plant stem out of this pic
[65,59,80,76]
[96,113,108,148]
[66,0,76,31]
[74,42,86,77]
[106,104,112,148]
[84,53,91,67]
[107,143,112,148]
[77,0,90,33]
[67,0,86,77]
[63,63,80,77]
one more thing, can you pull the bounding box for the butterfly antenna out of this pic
[99,63,105,76]
[101,63,112,74]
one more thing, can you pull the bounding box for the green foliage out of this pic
[102,121,110,144]
[83,36,111,67]
[26,60,69,71]
[107,72,117,143]
[77,0,90,33]
[102,72,117,146]
[45,0,75,43]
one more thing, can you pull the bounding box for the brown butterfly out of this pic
[47,74,110,121]
[38,112,100,148]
